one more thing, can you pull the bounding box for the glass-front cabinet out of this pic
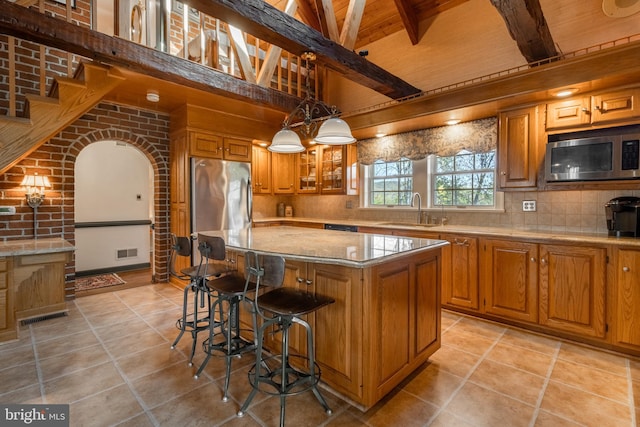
[320,145,344,193]
[297,147,318,193]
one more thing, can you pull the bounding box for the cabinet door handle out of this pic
[296,277,304,283]
[454,238,469,246]
[305,279,313,286]
[530,257,536,262]
[540,258,547,264]
[623,266,630,272]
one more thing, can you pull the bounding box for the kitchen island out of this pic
[200,227,448,410]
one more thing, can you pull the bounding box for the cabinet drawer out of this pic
[16,252,69,266]
[0,272,6,290]
[0,258,6,272]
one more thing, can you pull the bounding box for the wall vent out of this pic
[116,248,138,259]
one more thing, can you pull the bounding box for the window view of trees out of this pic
[434,150,496,206]
[370,158,413,206]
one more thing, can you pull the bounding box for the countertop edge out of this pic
[0,238,75,257]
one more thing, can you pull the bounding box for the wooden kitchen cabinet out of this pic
[189,131,251,162]
[497,105,540,190]
[251,145,271,194]
[14,252,71,321]
[481,238,538,323]
[0,257,15,342]
[320,145,345,193]
[591,88,640,125]
[297,147,318,193]
[545,96,592,130]
[271,152,296,194]
[538,244,607,338]
[614,248,640,348]
[441,233,479,311]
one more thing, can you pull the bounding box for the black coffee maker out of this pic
[605,196,640,237]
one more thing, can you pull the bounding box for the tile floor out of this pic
[0,282,639,427]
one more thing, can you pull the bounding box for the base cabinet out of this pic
[481,239,539,323]
[614,248,640,348]
[0,258,15,341]
[14,252,70,321]
[441,234,479,310]
[539,244,607,338]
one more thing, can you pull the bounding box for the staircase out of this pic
[0,61,124,175]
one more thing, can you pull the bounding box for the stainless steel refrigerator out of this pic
[190,158,252,258]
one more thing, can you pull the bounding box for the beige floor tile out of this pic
[35,330,101,358]
[428,410,476,427]
[117,343,187,381]
[428,345,481,378]
[540,380,631,427]
[0,362,39,395]
[150,382,242,425]
[324,409,369,426]
[449,316,507,340]
[93,319,156,343]
[130,299,177,317]
[468,359,545,405]
[0,341,36,369]
[401,362,464,407]
[445,382,535,427]
[442,327,497,356]
[486,341,554,376]
[634,378,640,408]
[557,342,628,376]
[130,362,214,408]
[550,358,629,403]
[83,307,140,329]
[346,389,433,427]
[533,410,585,426]
[29,318,93,342]
[499,328,560,355]
[70,383,144,426]
[629,358,640,381]
[43,362,125,404]
[0,384,43,404]
[39,343,111,381]
[101,328,168,359]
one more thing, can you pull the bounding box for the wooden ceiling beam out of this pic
[490,0,558,63]
[187,0,421,99]
[394,0,420,45]
[339,0,366,50]
[0,0,300,113]
[315,0,340,42]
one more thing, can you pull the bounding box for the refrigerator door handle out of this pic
[247,177,253,224]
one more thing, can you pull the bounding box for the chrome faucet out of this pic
[411,192,425,224]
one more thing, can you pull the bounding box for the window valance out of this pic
[357,117,497,165]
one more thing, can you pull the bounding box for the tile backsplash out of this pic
[254,189,640,235]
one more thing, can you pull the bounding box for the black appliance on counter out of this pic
[324,223,358,232]
[605,196,640,237]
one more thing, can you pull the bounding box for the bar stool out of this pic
[193,234,256,402]
[237,251,335,426]
[169,233,229,366]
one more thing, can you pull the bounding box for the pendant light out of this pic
[268,52,355,153]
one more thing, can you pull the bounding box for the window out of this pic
[432,149,496,207]
[369,158,413,206]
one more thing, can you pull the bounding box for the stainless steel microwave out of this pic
[545,134,640,182]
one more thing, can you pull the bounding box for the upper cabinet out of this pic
[252,145,272,194]
[272,152,296,194]
[546,87,640,131]
[320,145,345,193]
[497,105,540,190]
[189,131,251,162]
[297,147,319,194]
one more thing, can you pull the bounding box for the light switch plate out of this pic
[0,206,16,215]
[522,200,537,212]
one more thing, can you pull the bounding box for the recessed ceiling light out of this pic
[554,88,578,98]
[445,119,461,125]
[146,90,160,102]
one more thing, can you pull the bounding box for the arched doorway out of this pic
[74,140,154,289]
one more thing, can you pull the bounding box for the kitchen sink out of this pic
[377,222,440,228]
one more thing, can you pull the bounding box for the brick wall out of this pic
[0,102,172,298]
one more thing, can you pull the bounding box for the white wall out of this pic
[75,141,153,273]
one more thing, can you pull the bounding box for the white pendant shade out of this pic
[268,128,305,153]
[314,117,356,145]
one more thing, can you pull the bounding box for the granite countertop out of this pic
[0,238,75,257]
[253,217,640,247]
[200,227,448,267]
